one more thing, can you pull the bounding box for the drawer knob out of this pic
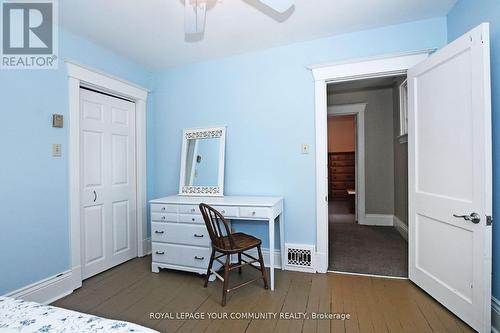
[155,231,164,234]
[161,207,166,211]
[155,251,165,255]
[252,211,256,215]
[221,210,226,214]
[162,216,166,220]
[194,256,205,260]
[191,208,196,212]
[192,218,196,222]
[194,234,204,238]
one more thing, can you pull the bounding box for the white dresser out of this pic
[149,195,284,290]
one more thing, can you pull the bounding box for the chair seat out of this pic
[216,232,262,252]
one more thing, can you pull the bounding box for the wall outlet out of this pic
[301,144,309,154]
[52,144,62,157]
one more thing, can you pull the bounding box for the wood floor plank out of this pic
[303,273,331,333]
[51,257,476,333]
[273,271,313,333]
[330,274,346,333]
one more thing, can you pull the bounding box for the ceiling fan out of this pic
[184,0,294,35]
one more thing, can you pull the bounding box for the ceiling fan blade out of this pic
[185,0,206,34]
[257,0,294,13]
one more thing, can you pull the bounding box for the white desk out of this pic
[149,195,284,290]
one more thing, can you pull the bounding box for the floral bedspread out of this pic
[0,297,158,333]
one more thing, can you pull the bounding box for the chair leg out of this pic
[257,245,269,290]
[222,253,230,306]
[238,253,242,274]
[204,249,216,288]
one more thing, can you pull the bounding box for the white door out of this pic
[408,24,492,332]
[80,88,137,279]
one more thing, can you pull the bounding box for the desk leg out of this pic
[269,217,275,291]
[279,213,285,270]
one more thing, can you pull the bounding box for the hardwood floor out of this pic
[52,256,473,333]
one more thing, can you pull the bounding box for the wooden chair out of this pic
[199,203,269,306]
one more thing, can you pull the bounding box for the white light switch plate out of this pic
[52,144,62,157]
[301,144,309,154]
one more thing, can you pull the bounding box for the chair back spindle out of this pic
[199,203,235,250]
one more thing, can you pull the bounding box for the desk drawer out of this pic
[239,207,269,219]
[178,205,199,214]
[151,213,177,222]
[216,206,239,217]
[151,204,177,213]
[152,222,209,247]
[152,243,210,269]
[178,214,204,224]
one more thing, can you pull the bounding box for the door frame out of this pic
[309,50,433,273]
[327,104,366,223]
[66,60,149,290]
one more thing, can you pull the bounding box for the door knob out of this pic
[453,212,480,224]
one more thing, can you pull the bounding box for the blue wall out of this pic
[447,0,500,300]
[0,28,152,295]
[149,17,448,249]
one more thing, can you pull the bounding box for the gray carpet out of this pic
[329,222,408,277]
[329,201,355,224]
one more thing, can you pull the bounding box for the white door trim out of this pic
[310,50,433,273]
[66,60,149,290]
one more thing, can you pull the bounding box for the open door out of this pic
[408,23,492,332]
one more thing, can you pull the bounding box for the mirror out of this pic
[179,127,226,196]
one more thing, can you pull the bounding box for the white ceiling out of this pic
[59,0,457,69]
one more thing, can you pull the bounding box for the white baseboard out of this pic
[359,214,394,226]
[142,237,152,256]
[5,270,74,304]
[393,215,408,241]
[492,297,500,333]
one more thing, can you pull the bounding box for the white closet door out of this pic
[80,88,137,279]
[408,23,492,332]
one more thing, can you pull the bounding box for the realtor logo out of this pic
[1,0,58,69]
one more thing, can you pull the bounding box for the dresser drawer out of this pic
[152,222,210,247]
[178,214,204,224]
[215,206,239,217]
[331,190,348,198]
[331,181,346,189]
[331,166,355,173]
[239,207,269,219]
[152,243,210,269]
[331,174,355,181]
[331,160,355,167]
[151,212,178,222]
[151,204,178,213]
[178,205,199,214]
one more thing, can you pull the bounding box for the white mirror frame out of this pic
[178,126,226,196]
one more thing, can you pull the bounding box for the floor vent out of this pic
[285,244,315,273]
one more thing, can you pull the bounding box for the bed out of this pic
[0,297,158,333]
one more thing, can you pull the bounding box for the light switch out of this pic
[301,144,309,154]
[52,144,62,157]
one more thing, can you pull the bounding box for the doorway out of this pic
[311,26,493,330]
[326,76,408,277]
